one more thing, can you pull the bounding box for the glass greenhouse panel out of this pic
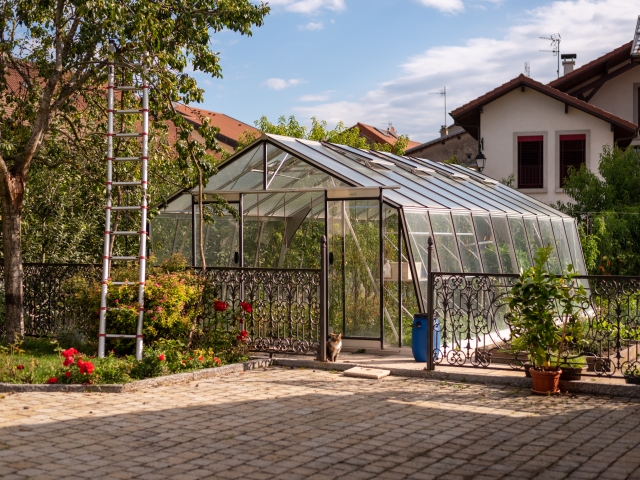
[473,214,502,273]
[564,219,588,274]
[328,199,381,338]
[491,215,519,274]
[524,217,544,259]
[202,145,263,192]
[383,206,401,347]
[400,229,421,346]
[150,214,193,264]
[452,213,482,273]
[194,209,239,267]
[403,209,434,308]
[266,145,345,189]
[429,212,462,273]
[508,216,533,271]
[538,217,562,274]
[551,218,574,272]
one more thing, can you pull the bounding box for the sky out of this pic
[191,0,640,144]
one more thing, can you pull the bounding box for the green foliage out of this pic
[444,155,458,165]
[67,255,205,353]
[507,246,587,369]
[500,173,516,188]
[0,0,269,267]
[556,146,640,275]
[239,115,412,156]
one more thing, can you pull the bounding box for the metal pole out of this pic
[379,191,384,349]
[318,235,328,362]
[426,236,435,371]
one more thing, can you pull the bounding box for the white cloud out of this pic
[263,78,306,90]
[414,0,465,13]
[293,0,640,142]
[300,22,324,31]
[267,0,345,14]
[299,91,335,101]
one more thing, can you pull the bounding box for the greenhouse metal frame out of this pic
[152,133,586,349]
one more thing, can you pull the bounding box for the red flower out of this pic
[158,354,165,361]
[78,360,95,375]
[213,357,221,365]
[63,357,75,367]
[214,300,228,312]
[182,360,186,365]
[198,356,204,362]
[65,371,71,378]
[61,348,78,359]
[240,330,248,337]
[240,301,253,313]
[46,377,58,384]
[16,365,25,370]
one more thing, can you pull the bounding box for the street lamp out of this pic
[474,151,487,173]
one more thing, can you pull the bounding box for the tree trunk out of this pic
[1,179,25,342]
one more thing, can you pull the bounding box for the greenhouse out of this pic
[151,133,586,349]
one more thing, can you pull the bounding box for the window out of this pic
[559,134,586,187]
[518,136,543,188]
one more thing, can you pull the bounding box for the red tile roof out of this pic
[354,122,421,150]
[548,41,634,93]
[450,74,637,147]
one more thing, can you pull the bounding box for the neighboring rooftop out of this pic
[354,122,421,150]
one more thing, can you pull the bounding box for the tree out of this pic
[236,115,411,155]
[0,0,269,340]
[555,146,640,275]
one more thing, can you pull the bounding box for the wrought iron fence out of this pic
[430,272,640,378]
[0,263,101,337]
[200,267,322,355]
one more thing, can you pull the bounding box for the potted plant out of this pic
[622,360,640,384]
[507,246,587,394]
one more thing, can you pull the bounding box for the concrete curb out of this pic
[0,358,272,393]
[272,358,640,398]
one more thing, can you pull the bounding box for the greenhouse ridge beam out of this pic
[194,185,401,201]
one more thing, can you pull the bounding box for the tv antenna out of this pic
[524,61,530,77]
[429,86,447,130]
[540,33,561,78]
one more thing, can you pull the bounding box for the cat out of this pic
[327,332,342,362]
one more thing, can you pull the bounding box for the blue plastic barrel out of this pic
[411,313,441,362]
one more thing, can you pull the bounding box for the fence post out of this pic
[318,235,328,362]
[426,236,435,371]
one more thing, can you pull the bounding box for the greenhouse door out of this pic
[327,199,382,344]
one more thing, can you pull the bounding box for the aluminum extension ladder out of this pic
[98,51,149,361]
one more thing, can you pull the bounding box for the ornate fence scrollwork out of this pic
[201,267,321,355]
[432,273,640,378]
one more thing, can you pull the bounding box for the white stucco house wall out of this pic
[450,34,640,206]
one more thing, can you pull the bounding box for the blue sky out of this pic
[191,0,640,143]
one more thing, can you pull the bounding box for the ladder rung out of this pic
[114,86,143,91]
[114,157,142,162]
[105,334,137,339]
[110,256,139,261]
[110,206,143,211]
[111,281,137,286]
[114,132,143,138]
[111,181,142,186]
[115,109,145,114]
[111,231,140,236]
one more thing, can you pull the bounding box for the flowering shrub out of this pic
[67,255,205,354]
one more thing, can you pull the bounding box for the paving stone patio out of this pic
[1,366,640,480]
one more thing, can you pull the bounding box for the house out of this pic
[449,18,640,205]
[353,122,421,151]
[171,104,258,157]
[405,125,477,165]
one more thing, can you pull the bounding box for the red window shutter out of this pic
[518,135,544,142]
[559,134,586,141]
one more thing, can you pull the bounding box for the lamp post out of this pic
[474,151,487,173]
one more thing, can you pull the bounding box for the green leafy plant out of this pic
[507,246,587,370]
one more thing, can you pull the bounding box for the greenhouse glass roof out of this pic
[153,133,586,335]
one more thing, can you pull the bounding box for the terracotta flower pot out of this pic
[530,368,562,394]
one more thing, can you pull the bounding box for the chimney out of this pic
[388,125,397,136]
[440,125,449,137]
[561,54,576,76]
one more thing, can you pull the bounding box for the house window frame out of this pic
[513,131,547,193]
[555,130,590,192]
